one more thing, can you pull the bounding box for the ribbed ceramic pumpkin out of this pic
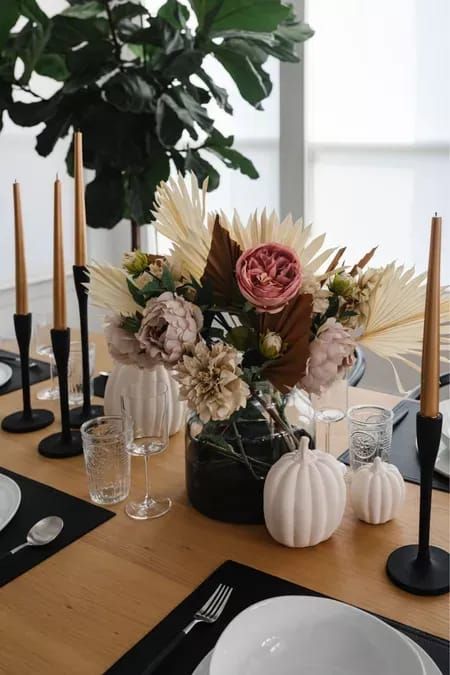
[104,363,185,436]
[350,457,405,524]
[263,437,347,548]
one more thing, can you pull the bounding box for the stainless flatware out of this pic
[0,516,64,560]
[141,583,233,675]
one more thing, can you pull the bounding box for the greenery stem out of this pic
[103,0,123,69]
[231,420,263,480]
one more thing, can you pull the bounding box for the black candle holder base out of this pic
[2,409,54,433]
[38,430,83,459]
[386,544,450,596]
[69,404,104,429]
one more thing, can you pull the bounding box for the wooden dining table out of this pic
[0,334,448,674]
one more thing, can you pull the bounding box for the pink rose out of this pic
[236,243,302,313]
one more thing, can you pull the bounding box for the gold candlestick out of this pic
[420,214,441,418]
[74,131,87,266]
[13,181,28,314]
[53,176,67,330]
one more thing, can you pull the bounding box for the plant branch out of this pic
[103,0,123,69]
[13,84,44,100]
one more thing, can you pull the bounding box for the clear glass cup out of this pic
[68,341,96,406]
[347,405,394,471]
[34,313,59,400]
[311,369,349,453]
[121,382,171,520]
[80,416,131,505]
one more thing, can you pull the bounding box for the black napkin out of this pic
[0,467,115,587]
[106,559,449,675]
[0,350,51,396]
[339,399,449,492]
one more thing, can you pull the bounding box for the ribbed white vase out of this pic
[104,363,185,436]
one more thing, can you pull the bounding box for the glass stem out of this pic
[143,455,151,503]
[324,422,331,453]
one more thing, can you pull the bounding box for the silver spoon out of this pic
[4,516,64,558]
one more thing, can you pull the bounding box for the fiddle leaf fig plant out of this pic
[0,0,313,230]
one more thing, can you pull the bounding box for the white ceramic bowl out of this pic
[209,596,425,675]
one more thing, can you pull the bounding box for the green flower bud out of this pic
[123,250,149,275]
[260,331,283,359]
[329,272,355,298]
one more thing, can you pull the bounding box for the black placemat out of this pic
[339,399,449,492]
[0,349,51,395]
[106,559,449,675]
[0,467,115,587]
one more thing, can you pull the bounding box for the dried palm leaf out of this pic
[201,216,242,306]
[350,247,378,276]
[87,262,141,316]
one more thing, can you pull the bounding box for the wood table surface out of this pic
[0,334,448,674]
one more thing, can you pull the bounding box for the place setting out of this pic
[0,5,449,667]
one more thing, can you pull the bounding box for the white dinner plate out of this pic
[0,362,13,388]
[208,596,425,675]
[191,633,442,675]
[0,473,21,531]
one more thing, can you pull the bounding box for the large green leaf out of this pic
[208,0,290,34]
[86,169,125,229]
[36,108,72,156]
[8,92,61,126]
[277,20,314,43]
[0,3,19,52]
[104,71,155,114]
[47,16,109,52]
[112,2,148,22]
[16,22,50,85]
[127,154,170,224]
[35,53,69,80]
[214,46,270,107]
[156,92,198,141]
[205,137,258,179]
[185,149,220,190]
[197,67,232,113]
[61,1,104,20]
[18,0,49,26]
[176,88,213,131]
[165,49,203,80]
[158,0,189,29]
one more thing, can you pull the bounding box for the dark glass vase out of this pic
[185,394,314,524]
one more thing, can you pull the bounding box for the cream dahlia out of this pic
[174,342,250,422]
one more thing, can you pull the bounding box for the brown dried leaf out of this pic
[261,293,313,392]
[350,246,378,276]
[201,215,242,306]
[326,247,346,274]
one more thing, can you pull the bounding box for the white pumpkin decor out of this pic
[104,363,185,436]
[350,457,405,525]
[264,437,347,548]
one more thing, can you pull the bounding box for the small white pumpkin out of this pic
[104,363,185,436]
[350,457,405,524]
[264,437,347,548]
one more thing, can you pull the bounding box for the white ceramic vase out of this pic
[104,363,185,436]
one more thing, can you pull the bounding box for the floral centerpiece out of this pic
[89,173,449,523]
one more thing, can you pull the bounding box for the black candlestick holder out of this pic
[38,328,83,458]
[69,265,103,429]
[386,412,449,595]
[1,313,54,433]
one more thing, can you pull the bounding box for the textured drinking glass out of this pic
[68,341,95,406]
[348,405,394,471]
[34,313,59,400]
[311,369,349,452]
[121,382,171,520]
[81,416,131,505]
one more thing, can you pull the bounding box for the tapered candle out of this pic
[13,181,28,314]
[53,176,67,330]
[74,131,87,266]
[420,214,441,417]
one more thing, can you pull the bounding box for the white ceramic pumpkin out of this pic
[263,437,347,548]
[104,363,185,436]
[350,457,405,524]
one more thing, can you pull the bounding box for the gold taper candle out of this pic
[74,131,87,266]
[53,176,67,329]
[420,213,441,417]
[13,181,28,314]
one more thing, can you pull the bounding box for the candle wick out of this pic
[56,173,59,181]
[434,211,438,217]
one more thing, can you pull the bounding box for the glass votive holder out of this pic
[81,416,131,505]
[68,341,96,406]
[347,405,394,471]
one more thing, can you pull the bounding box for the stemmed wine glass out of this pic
[311,369,349,453]
[121,382,172,520]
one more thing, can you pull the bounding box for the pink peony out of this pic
[137,292,203,365]
[301,318,356,395]
[236,243,302,313]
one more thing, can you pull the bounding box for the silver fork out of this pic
[141,583,233,675]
